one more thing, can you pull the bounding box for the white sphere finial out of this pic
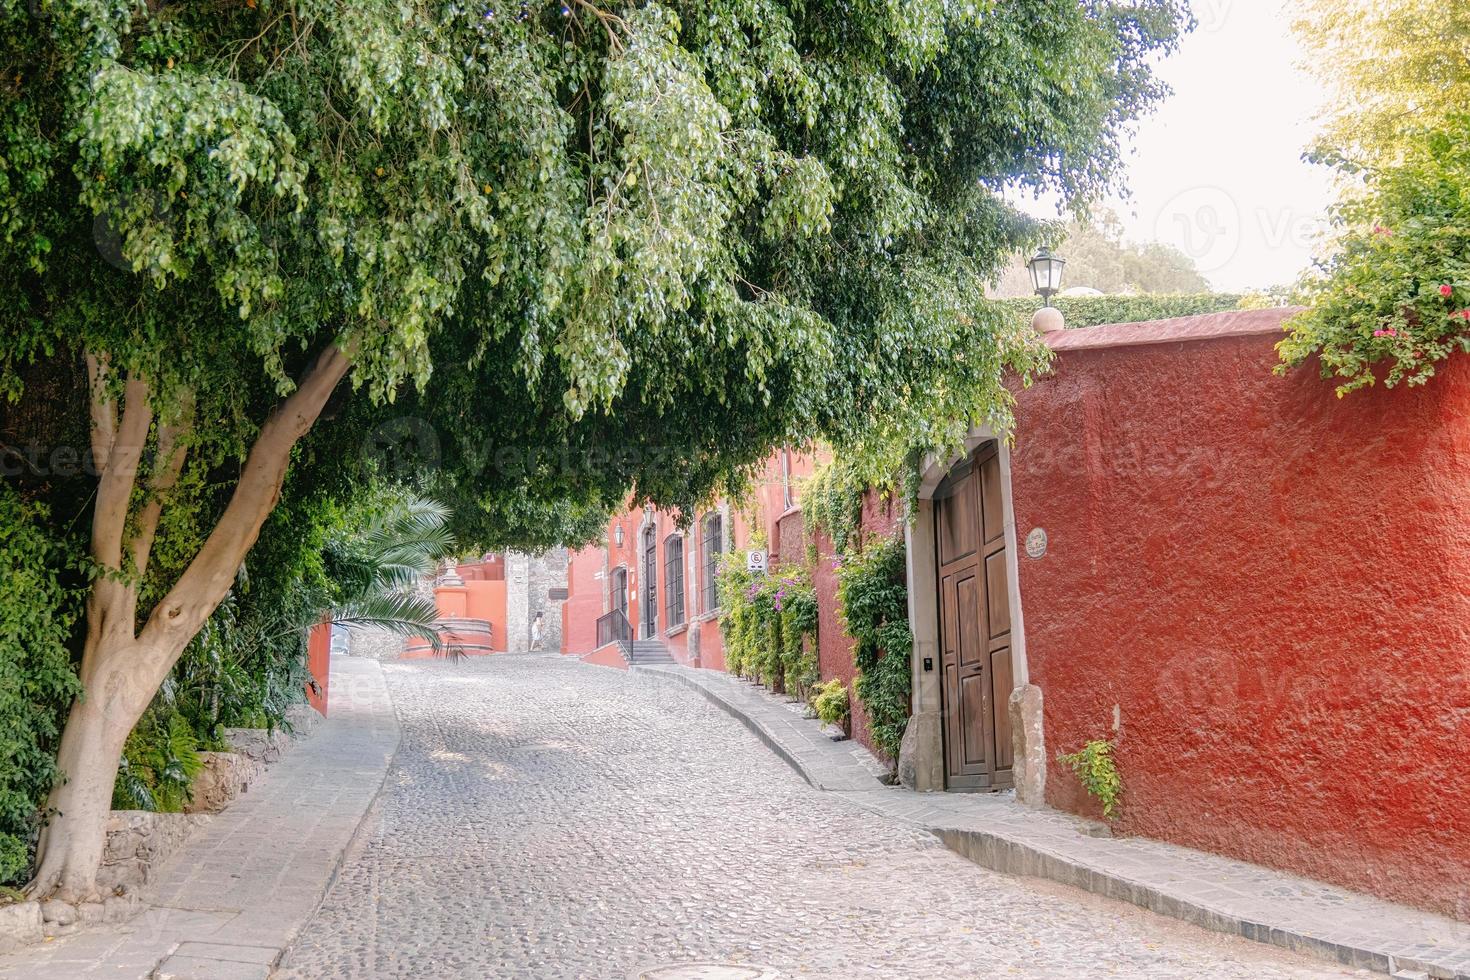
[1031,306,1065,334]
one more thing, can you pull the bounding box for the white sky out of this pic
[1013,0,1336,293]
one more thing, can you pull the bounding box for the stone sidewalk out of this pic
[634,663,1470,980]
[0,657,399,980]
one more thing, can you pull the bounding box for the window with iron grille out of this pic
[664,535,685,627]
[701,513,722,611]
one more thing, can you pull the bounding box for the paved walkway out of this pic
[0,657,399,980]
[636,662,1470,980]
[278,653,1369,979]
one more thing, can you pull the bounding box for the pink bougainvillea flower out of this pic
[1452,309,1470,321]
[1373,225,1393,236]
[1373,328,1398,337]
[1440,284,1455,297]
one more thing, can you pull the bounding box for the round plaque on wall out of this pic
[1025,527,1048,560]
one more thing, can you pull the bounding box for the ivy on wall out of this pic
[717,560,819,699]
[801,459,867,557]
[835,533,912,761]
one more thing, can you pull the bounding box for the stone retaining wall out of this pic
[98,810,213,893]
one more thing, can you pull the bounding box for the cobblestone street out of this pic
[277,654,1365,980]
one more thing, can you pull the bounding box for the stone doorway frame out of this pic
[902,428,1042,799]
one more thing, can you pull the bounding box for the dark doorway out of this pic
[610,567,628,620]
[641,525,659,638]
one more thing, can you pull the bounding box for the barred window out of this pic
[701,514,723,612]
[664,535,685,627]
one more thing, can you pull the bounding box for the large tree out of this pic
[0,0,1186,898]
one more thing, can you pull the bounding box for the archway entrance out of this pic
[933,442,1015,790]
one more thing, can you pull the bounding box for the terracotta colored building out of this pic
[563,450,820,670]
[404,551,570,657]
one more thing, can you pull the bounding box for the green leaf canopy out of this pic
[2,0,1188,546]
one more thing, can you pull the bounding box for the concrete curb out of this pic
[633,662,1470,980]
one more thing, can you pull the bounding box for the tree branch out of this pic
[129,392,194,581]
[140,343,350,655]
[91,374,152,574]
[84,352,116,480]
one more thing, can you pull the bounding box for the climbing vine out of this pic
[802,458,867,557]
[835,533,912,760]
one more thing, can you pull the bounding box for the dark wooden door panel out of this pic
[936,442,1015,791]
[984,550,1010,639]
[991,645,1014,772]
[937,464,978,566]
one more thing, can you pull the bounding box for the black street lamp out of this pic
[1028,247,1066,307]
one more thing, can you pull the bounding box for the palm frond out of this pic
[328,592,459,657]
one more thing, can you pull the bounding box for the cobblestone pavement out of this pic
[277,654,1367,980]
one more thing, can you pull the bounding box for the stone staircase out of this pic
[626,639,675,665]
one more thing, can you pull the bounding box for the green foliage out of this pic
[1057,738,1122,821]
[810,679,850,729]
[716,559,818,696]
[1280,115,1470,394]
[802,459,867,556]
[836,533,911,760]
[994,292,1244,330]
[3,0,1188,552]
[113,713,205,813]
[0,487,82,884]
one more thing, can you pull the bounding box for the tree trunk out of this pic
[27,344,350,901]
[29,651,154,902]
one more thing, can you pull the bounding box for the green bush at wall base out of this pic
[1058,738,1123,820]
[0,486,83,884]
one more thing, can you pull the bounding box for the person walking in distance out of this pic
[530,611,544,651]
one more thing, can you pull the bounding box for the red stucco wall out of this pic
[1010,327,1470,920]
[562,545,603,655]
[305,620,330,716]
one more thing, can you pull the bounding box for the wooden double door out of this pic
[934,443,1015,791]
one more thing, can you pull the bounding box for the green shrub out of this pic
[717,560,819,694]
[777,580,819,700]
[0,486,82,884]
[836,533,912,760]
[994,292,1244,330]
[1279,116,1470,394]
[1058,738,1123,820]
[113,713,206,813]
[811,679,850,728]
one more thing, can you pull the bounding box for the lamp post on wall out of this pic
[614,524,624,548]
[1028,247,1066,307]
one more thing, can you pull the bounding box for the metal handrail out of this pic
[595,608,632,654]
